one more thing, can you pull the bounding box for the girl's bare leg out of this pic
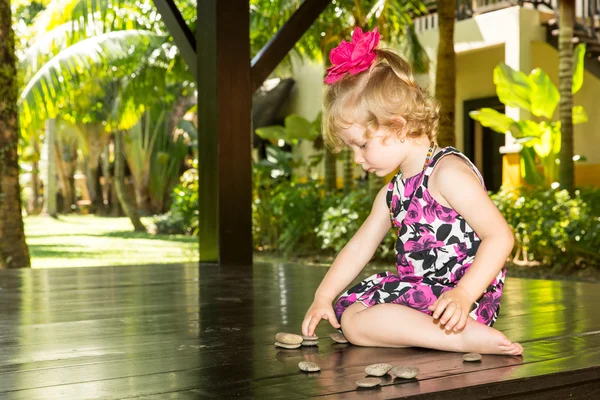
[340,302,523,355]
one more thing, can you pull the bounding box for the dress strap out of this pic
[423,147,486,189]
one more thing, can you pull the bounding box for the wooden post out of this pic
[199,1,252,265]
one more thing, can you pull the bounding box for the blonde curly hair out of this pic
[323,48,440,153]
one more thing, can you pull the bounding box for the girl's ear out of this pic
[391,115,407,128]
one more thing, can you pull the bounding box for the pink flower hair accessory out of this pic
[324,27,381,84]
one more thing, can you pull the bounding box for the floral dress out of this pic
[333,147,505,327]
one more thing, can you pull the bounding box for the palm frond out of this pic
[19,30,166,135]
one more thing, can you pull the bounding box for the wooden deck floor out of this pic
[1,262,600,399]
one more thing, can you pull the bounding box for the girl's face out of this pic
[338,123,406,177]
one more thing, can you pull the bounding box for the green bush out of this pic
[154,161,198,235]
[491,186,600,271]
[317,183,396,261]
[153,211,187,235]
[253,166,324,256]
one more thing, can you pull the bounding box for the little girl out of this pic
[301,28,522,356]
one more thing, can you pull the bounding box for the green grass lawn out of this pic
[24,215,199,268]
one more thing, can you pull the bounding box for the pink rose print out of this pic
[450,263,470,282]
[454,243,468,263]
[324,27,381,84]
[398,284,437,312]
[396,253,415,277]
[391,194,400,214]
[423,190,457,224]
[404,234,445,253]
[403,175,420,198]
[475,291,501,325]
[404,196,423,225]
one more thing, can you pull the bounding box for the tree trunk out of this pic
[134,183,151,213]
[0,0,31,268]
[81,122,110,212]
[42,119,58,217]
[28,154,41,215]
[435,0,457,148]
[114,131,146,232]
[559,0,575,193]
[324,148,337,192]
[55,144,74,214]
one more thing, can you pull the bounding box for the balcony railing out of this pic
[414,0,600,38]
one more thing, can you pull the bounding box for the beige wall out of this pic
[455,45,505,151]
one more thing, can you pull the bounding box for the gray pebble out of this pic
[301,340,319,346]
[274,342,301,349]
[302,335,318,341]
[365,363,392,377]
[356,377,382,388]
[275,332,303,345]
[330,333,349,343]
[392,366,420,379]
[463,352,483,362]
[298,361,321,372]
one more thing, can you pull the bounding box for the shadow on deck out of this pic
[1,262,600,399]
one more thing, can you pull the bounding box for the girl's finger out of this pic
[445,309,462,332]
[302,315,312,337]
[307,313,323,336]
[439,302,457,325]
[432,298,450,319]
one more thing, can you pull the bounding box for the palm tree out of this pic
[19,0,195,216]
[435,0,456,148]
[0,0,31,268]
[558,0,575,193]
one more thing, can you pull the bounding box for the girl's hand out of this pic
[302,297,341,337]
[427,286,473,332]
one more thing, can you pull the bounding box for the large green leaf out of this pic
[532,125,553,158]
[469,108,518,135]
[285,114,318,141]
[572,105,588,125]
[256,126,287,143]
[21,7,146,82]
[572,43,586,94]
[520,146,546,185]
[528,68,559,119]
[515,120,543,139]
[494,63,532,112]
[19,30,166,133]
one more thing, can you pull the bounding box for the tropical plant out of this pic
[17,0,196,214]
[256,113,322,180]
[491,186,600,270]
[469,43,587,186]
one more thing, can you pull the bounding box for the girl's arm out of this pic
[427,156,514,331]
[302,184,393,336]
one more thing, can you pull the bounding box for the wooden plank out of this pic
[198,1,252,264]
[2,263,600,398]
[250,0,332,92]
